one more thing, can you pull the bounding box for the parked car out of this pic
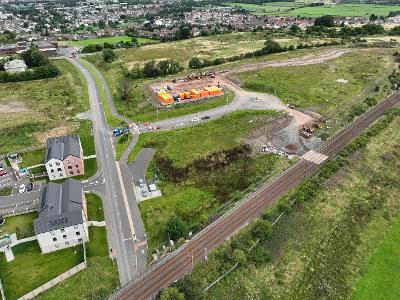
[0,170,7,177]
[153,125,161,130]
[26,182,33,192]
[191,117,199,123]
[19,184,26,194]
[0,216,5,226]
[141,190,149,197]
[201,116,210,120]
[138,179,145,188]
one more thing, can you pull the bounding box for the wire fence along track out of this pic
[111,93,400,300]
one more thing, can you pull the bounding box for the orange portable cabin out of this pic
[184,91,191,99]
[199,90,209,97]
[190,89,201,99]
[159,92,174,105]
[178,92,186,100]
[204,86,223,96]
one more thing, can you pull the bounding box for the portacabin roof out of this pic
[34,179,84,235]
[45,134,81,163]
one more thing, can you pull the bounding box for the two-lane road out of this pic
[71,58,147,285]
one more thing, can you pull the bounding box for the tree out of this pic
[251,219,272,242]
[103,48,117,63]
[20,47,48,67]
[118,77,132,101]
[165,216,187,241]
[189,57,203,69]
[314,15,335,27]
[160,287,185,300]
[389,25,400,36]
[263,39,283,54]
[289,24,300,34]
[231,248,246,265]
[175,25,191,40]
[369,13,378,21]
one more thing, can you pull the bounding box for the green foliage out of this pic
[102,48,117,63]
[21,47,49,68]
[0,64,59,83]
[142,59,183,78]
[165,216,188,241]
[82,43,103,53]
[251,219,272,242]
[314,15,335,27]
[160,287,186,300]
[389,25,400,36]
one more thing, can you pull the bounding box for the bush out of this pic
[102,48,117,63]
[314,15,335,27]
[0,64,60,83]
[21,47,48,67]
[82,44,103,53]
[165,216,188,241]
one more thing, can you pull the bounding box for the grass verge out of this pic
[86,193,104,222]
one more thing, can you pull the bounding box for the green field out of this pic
[0,59,89,155]
[0,242,84,300]
[351,214,400,300]
[86,193,104,222]
[134,110,291,250]
[36,228,118,299]
[238,49,393,116]
[226,2,400,17]
[66,36,156,47]
[0,213,36,239]
[204,111,400,299]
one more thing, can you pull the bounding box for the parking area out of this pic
[133,179,162,202]
[0,159,17,189]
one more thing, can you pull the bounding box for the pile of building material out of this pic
[300,117,325,139]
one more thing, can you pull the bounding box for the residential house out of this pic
[34,179,89,253]
[45,134,84,181]
[4,59,27,73]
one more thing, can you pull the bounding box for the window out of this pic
[74,225,78,229]
[49,163,53,167]
[77,170,80,174]
[56,162,60,166]
[67,160,71,165]
[61,228,65,233]
[63,235,67,239]
[69,171,74,175]
[76,231,80,236]
[78,238,82,243]
[52,237,57,242]
[57,168,62,172]
[65,242,69,246]
[50,231,55,235]
[59,174,63,177]
[55,244,59,248]
[50,169,54,173]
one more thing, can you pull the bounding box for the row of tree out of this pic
[0,64,59,83]
[189,39,342,70]
[127,59,183,79]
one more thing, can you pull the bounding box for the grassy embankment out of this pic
[205,111,400,299]
[0,212,36,238]
[238,49,394,134]
[225,2,400,17]
[131,110,291,251]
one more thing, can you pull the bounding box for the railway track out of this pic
[111,92,399,300]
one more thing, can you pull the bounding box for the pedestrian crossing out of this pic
[302,150,328,165]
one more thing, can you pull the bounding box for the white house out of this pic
[4,59,27,73]
[34,179,89,254]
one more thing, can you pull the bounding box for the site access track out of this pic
[111,93,399,300]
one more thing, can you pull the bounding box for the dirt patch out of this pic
[0,99,29,113]
[285,144,298,154]
[245,115,292,152]
[34,124,79,147]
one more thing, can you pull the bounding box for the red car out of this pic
[0,170,7,177]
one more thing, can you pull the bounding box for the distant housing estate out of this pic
[45,134,84,181]
[34,179,88,254]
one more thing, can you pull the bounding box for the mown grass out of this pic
[205,113,400,299]
[86,193,104,222]
[36,227,119,300]
[351,215,400,300]
[0,212,36,239]
[66,36,156,47]
[115,133,133,161]
[0,59,89,155]
[238,49,393,116]
[0,242,84,300]
[0,187,12,196]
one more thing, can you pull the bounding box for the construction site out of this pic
[149,71,224,105]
